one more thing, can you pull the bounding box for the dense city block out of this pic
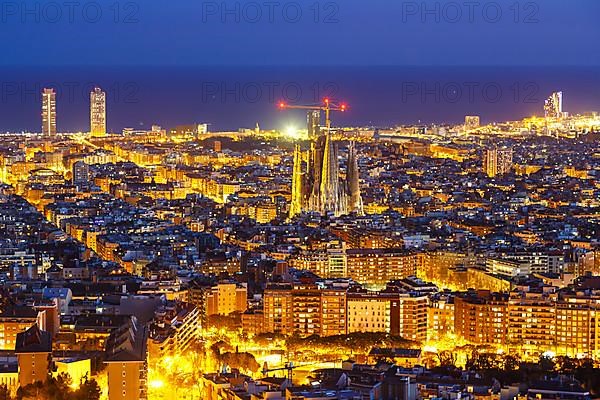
[0,89,599,400]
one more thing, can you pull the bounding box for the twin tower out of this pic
[290,110,363,218]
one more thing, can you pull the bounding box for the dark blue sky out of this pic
[2,0,600,66]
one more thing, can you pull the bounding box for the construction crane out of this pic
[278,98,348,132]
[262,361,297,382]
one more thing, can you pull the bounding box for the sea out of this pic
[0,66,599,133]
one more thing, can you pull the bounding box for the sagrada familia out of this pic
[290,110,363,218]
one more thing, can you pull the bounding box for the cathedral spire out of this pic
[289,144,304,218]
[319,124,342,215]
[347,141,363,215]
[280,100,357,218]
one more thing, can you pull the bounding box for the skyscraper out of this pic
[484,147,513,178]
[307,110,321,139]
[90,87,106,136]
[484,148,497,178]
[544,91,563,119]
[72,161,90,187]
[465,115,480,130]
[41,88,56,136]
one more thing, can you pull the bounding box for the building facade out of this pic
[42,88,57,136]
[484,147,513,178]
[289,110,362,217]
[90,87,107,136]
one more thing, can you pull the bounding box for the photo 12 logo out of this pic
[401,1,540,23]
[201,1,339,23]
[1,81,140,104]
[401,81,540,104]
[0,1,140,24]
[201,81,340,104]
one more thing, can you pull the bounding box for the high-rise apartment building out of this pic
[262,283,346,337]
[544,91,563,119]
[347,291,392,334]
[427,294,454,340]
[345,249,419,287]
[347,288,429,341]
[320,288,347,337]
[262,284,294,335]
[0,306,45,350]
[464,115,480,130]
[498,251,565,275]
[41,88,57,135]
[307,110,321,139]
[105,318,148,400]
[327,248,348,278]
[205,282,248,316]
[72,161,90,187]
[15,324,52,388]
[287,250,329,277]
[453,288,600,359]
[507,289,557,356]
[555,292,600,359]
[289,249,419,286]
[454,290,508,345]
[394,293,429,342]
[90,87,107,137]
[487,258,531,278]
[148,303,202,359]
[484,147,513,178]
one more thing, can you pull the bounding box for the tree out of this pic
[554,356,577,374]
[565,358,600,396]
[189,344,208,399]
[0,384,13,400]
[207,313,242,331]
[16,380,49,400]
[210,340,233,358]
[253,333,286,347]
[285,333,416,356]
[73,377,101,400]
[220,352,260,374]
[465,351,502,371]
[436,350,457,368]
[502,354,520,371]
[15,374,102,400]
[538,355,555,372]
